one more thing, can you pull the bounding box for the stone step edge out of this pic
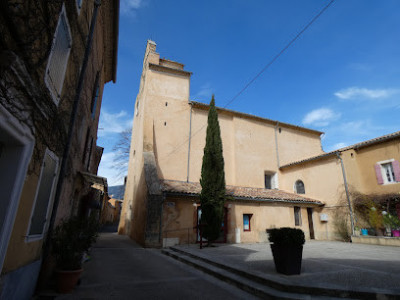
[162,248,325,300]
[169,246,398,300]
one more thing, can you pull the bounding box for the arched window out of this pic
[295,180,305,194]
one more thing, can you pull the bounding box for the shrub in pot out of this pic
[51,216,99,293]
[267,227,305,275]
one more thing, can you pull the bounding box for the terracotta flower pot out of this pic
[56,269,83,293]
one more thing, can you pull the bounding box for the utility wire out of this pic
[222,0,335,109]
[161,0,335,160]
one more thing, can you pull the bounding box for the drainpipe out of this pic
[44,0,101,254]
[159,192,165,245]
[336,151,355,236]
[274,122,280,168]
[186,104,193,182]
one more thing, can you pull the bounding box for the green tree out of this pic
[200,95,226,244]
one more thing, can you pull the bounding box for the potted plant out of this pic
[383,213,400,237]
[267,227,305,275]
[51,216,99,293]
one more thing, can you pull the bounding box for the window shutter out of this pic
[392,160,400,182]
[374,164,384,185]
[46,8,71,103]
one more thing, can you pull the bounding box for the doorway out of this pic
[307,208,315,239]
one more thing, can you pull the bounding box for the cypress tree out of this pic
[200,95,226,244]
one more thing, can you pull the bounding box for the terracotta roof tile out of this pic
[162,180,323,206]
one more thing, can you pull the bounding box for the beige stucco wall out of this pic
[159,197,319,245]
[280,156,347,240]
[342,140,400,195]
[121,40,328,244]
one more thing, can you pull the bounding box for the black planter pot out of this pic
[270,244,303,275]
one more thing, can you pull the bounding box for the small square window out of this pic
[243,214,252,231]
[294,207,302,226]
[264,172,277,189]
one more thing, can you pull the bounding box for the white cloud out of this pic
[334,87,399,100]
[332,142,347,149]
[98,152,126,186]
[120,0,146,16]
[302,108,340,127]
[98,109,133,137]
[193,83,213,100]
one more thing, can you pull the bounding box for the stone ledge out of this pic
[352,235,400,247]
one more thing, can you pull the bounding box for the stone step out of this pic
[162,248,347,300]
[164,246,398,300]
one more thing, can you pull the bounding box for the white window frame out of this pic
[0,104,34,273]
[25,149,59,242]
[44,4,72,105]
[377,159,397,185]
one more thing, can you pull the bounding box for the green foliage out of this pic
[268,227,305,246]
[383,213,400,229]
[51,216,99,270]
[367,202,383,229]
[200,95,226,242]
[333,211,351,242]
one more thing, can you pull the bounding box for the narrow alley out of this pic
[55,232,256,299]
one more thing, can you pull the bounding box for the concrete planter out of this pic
[270,244,303,275]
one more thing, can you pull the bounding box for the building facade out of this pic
[0,1,119,298]
[119,40,400,248]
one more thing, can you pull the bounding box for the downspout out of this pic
[45,0,101,253]
[274,122,280,168]
[186,104,193,182]
[159,192,165,245]
[336,151,355,236]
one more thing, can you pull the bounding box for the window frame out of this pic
[0,104,34,273]
[26,148,59,242]
[243,214,252,232]
[44,4,72,105]
[294,206,302,226]
[376,159,399,185]
[264,171,278,189]
[294,180,305,194]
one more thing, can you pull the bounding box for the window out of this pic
[294,207,302,226]
[27,149,59,239]
[295,180,305,194]
[91,73,100,119]
[375,160,400,185]
[264,172,277,189]
[44,4,72,105]
[243,214,252,231]
[0,104,34,272]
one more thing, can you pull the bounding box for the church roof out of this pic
[162,179,323,206]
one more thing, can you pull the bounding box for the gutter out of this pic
[186,104,193,182]
[111,0,120,83]
[163,192,323,206]
[336,152,355,236]
[274,122,280,168]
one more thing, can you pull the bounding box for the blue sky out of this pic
[98,0,400,185]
